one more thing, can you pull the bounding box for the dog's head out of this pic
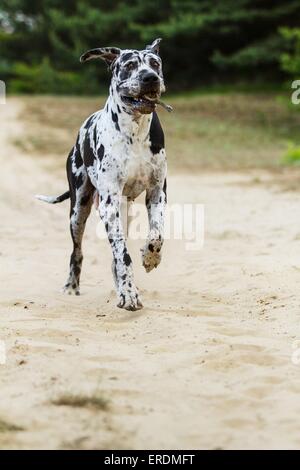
[80,39,165,114]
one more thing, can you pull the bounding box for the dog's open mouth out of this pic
[121,92,173,114]
[121,92,158,110]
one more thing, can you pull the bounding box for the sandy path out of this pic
[1,98,300,450]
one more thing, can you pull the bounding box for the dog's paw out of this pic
[141,238,162,273]
[117,288,143,311]
[62,283,80,296]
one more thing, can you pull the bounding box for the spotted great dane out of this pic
[36,39,168,311]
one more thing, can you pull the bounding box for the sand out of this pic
[1,98,300,450]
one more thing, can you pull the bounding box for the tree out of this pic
[280,27,300,77]
[1,0,300,94]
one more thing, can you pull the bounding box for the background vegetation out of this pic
[15,93,300,171]
[1,1,300,169]
[1,0,300,94]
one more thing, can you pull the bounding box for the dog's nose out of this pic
[142,72,159,84]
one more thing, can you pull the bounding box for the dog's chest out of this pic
[116,139,161,200]
[83,109,165,200]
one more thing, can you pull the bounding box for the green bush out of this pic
[10,58,85,94]
[282,144,300,165]
[280,28,300,77]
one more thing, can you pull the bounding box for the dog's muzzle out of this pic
[120,72,163,114]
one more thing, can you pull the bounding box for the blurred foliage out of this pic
[11,58,83,93]
[280,28,300,77]
[16,93,300,170]
[282,144,300,165]
[0,0,300,94]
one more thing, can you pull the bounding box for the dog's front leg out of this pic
[142,183,167,273]
[98,188,143,311]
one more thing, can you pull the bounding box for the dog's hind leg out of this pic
[63,151,94,295]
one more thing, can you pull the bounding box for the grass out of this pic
[15,92,300,170]
[51,392,109,411]
[0,418,24,433]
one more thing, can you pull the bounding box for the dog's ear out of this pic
[80,47,121,65]
[146,38,162,56]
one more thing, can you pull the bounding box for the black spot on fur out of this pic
[148,243,154,253]
[119,68,131,82]
[83,133,95,167]
[111,110,120,131]
[117,105,121,113]
[81,194,91,206]
[84,113,96,129]
[149,112,164,155]
[121,52,134,62]
[163,178,167,202]
[75,172,84,189]
[98,144,105,161]
[93,125,97,145]
[106,195,111,205]
[123,249,132,266]
[74,139,82,169]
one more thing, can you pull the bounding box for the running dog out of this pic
[36,38,168,311]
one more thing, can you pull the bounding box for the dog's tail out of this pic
[35,190,70,204]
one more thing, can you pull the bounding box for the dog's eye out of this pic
[150,59,160,70]
[125,61,135,70]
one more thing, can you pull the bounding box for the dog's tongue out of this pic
[143,95,173,113]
